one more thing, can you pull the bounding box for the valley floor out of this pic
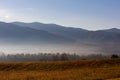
[0,59,120,80]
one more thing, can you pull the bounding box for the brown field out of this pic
[0,59,120,80]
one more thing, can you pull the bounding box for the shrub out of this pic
[111,54,119,58]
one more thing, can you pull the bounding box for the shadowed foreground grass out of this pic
[0,59,120,80]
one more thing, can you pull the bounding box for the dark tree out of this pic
[111,54,119,58]
[61,53,68,61]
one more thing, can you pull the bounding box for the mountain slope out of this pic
[12,22,120,43]
[12,22,88,39]
[82,31,120,43]
[98,28,120,33]
[0,21,119,44]
[0,22,73,44]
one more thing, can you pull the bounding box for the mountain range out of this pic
[0,21,120,44]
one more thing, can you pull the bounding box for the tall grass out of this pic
[0,58,120,80]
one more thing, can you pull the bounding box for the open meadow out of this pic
[0,59,120,80]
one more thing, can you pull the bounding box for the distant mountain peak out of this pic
[109,28,120,30]
[105,28,120,33]
[97,28,120,33]
[0,21,120,44]
[31,22,45,24]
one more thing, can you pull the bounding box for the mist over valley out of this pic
[0,21,119,55]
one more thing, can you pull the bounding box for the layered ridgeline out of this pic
[0,22,74,44]
[12,22,120,43]
[0,21,119,44]
[0,21,120,54]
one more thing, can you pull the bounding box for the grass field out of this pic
[0,58,120,80]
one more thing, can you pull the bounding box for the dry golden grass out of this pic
[107,78,120,80]
[0,58,120,80]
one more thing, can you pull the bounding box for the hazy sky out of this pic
[0,0,120,30]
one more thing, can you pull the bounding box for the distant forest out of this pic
[0,53,110,62]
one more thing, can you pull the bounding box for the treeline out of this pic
[0,53,108,62]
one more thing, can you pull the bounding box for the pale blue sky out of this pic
[0,0,120,30]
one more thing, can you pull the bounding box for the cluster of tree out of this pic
[0,53,109,62]
[111,54,119,58]
[0,53,80,62]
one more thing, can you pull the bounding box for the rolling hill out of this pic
[12,22,88,40]
[0,22,74,44]
[0,21,119,44]
[12,22,120,44]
